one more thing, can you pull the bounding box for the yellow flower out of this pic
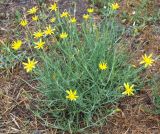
[49,3,58,11]
[122,83,134,96]
[87,8,94,13]
[33,30,43,38]
[50,17,56,23]
[20,19,28,27]
[70,17,77,23]
[140,54,154,67]
[27,6,38,14]
[32,15,39,21]
[60,11,70,18]
[99,62,108,70]
[22,58,38,72]
[11,40,22,50]
[60,32,68,39]
[111,3,120,10]
[83,14,89,20]
[34,39,45,49]
[66,89,79,101]
[44,25,54,36]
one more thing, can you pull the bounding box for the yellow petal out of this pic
[140,61,145,64]
[131,85,134,89]
[73,90,77,95]
[66,90,70,94]
[22,62,28,65]
[148,53,152,58]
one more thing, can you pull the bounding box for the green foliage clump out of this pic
[33,12,139,133]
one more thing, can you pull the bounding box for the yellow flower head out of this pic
[140,54,154,68]
[122,83,134,96]
[34,39,45,49]
[70,17,77,23]
[87,8,94,13]
[32,15,39,21]
[49,3,58,11]
[33,30,43,38]
[66,89,79,101]
[22,58,38,73]
[83,14,89,20]
[27,6,38,14]
[60,32,68,39]
[20,19,28,27]
[50,17,56,23]
[60,11,70,18]
[44,25,54,36]
[111,3,120,10]
[99,62,108,70]
[11,40,22,50]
